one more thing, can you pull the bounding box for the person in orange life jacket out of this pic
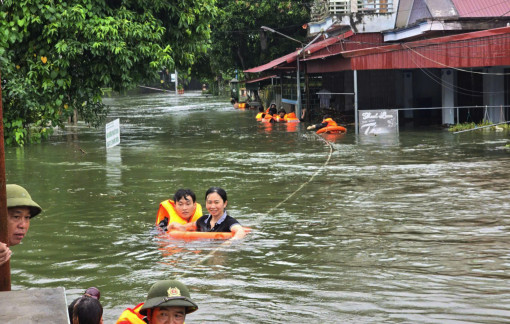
[0,184,42,267]
[116,279,198,324]
[168,187,246,241]
[284,105,298,120]
[266,103,277,116]
[255,106,266,121]
[155,189,202,231]
[306,115,338,131]
[275,109,287,122]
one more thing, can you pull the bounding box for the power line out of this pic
[403,43,510,75]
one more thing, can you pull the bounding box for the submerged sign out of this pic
[359,109,398,135]
[105,118,120,148]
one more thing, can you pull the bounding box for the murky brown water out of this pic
[5,91,510,323]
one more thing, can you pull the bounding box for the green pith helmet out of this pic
[139,280,198,316]
[6,184,42,218]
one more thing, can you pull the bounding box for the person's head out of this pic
[278,109,286,117]
[140,280,198,324]
[7,184,42,246]
[72,296,103,324]
[270,103,276,109]
[84,287,101,300]
[69,287,101,321]
[205,187,228,218]
[172,189,197,221]
[258,106,264,112]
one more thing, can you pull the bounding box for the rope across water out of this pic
[175,133,334,278]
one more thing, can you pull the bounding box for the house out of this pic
[244,0,510,129]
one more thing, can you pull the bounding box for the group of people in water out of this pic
[255,103,301,123]
[1,184,242,323]
[251,102,346,136]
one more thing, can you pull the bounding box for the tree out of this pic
[209,0,310,74]
[0,0,216,145]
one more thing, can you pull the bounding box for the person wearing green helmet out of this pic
[0,184,42,267]
[116,279,198,324]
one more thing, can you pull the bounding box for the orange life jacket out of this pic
[284,112,299,123]
[263,113,276,122]
[255,112,265,121]
[275,115,286,122]
[155,200,203,226]
[116,303,146,324]
[323,118,338,127]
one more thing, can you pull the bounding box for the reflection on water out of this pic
[106,146,123,192]
[4,92,510,323]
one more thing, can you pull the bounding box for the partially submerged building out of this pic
[245,0,510,128]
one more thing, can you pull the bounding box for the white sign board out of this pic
[171,73,176,82]
[105,118,120,148]
[359,109,398,135]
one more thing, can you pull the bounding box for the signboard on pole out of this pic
[105,119,120,149]
[358,109,398,135]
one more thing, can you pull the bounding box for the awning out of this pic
[244,52,299,73]
[244,74,279,84]
[244,30,355,73]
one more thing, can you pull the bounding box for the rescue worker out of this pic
[155,189,202,231]
[0,184,42,267]
[168,187,246,241]
[284,106,300,123]
[116,279,198,324]
[266,103,277,116]
[275,109,287,122]
[255,106,266,121]
[306,115,338,131]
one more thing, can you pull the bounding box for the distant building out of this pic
[245,0,510,127]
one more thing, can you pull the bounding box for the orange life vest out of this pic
[255,112,265,121]
[155,200,203,226]
[264,113,273,119]
[116,303,146,324]
[323,118,338,127]
[275,115,286,122]
[284,112,299,123]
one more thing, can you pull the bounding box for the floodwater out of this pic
[5,91,510,323]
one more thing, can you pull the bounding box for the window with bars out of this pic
[329,0,393,14]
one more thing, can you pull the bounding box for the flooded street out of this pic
[5,91,510,323]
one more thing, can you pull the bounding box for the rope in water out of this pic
[175,133,334,278]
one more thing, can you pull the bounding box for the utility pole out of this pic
[0,71,11,291]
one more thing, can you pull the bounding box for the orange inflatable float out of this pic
[316,125,347,134]
[167,227,251,240]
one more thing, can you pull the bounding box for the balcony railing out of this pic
[329,0,393,15]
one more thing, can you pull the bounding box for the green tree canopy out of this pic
[0,0,216,145]
[209,0,310,74]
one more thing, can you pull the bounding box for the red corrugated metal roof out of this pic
[302,33,383,61]
[451,0,510,17]
[244,30,354,73]
[244,75,278,84]
[243,51,299,73]
[306,26,510,73]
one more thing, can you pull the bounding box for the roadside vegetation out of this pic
[0,0,216,145]
[1,1,310,146]
[448,121,510,132]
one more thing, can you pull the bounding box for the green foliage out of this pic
[448,121,510,132]
[208,0,310,74]
[0,0,216,145]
